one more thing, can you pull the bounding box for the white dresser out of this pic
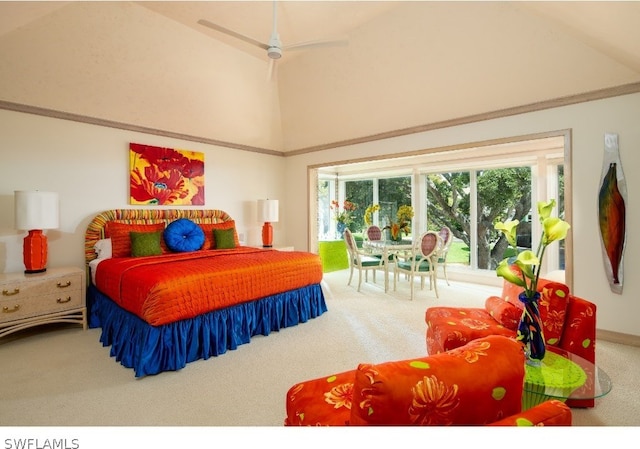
[0,267,86,338]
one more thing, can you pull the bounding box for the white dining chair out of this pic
[344,228,387,292]
[393,231,441,299]
[437,226,454,285]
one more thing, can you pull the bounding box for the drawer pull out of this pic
[2,304,20,313]
[2,288,20,296]
[57,281,72,288]
[57,297,72,304]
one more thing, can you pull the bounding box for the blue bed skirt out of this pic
[87,284,327,377]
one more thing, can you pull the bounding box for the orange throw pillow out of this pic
[105,222,166,257]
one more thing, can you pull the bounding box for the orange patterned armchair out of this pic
[425,277,596,407]
[284,335,571,426]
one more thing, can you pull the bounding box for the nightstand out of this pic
[0,267,86,339]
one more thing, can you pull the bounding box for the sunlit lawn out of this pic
[448,241,470,264]
[448,241,518,264]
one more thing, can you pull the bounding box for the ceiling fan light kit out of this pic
[198,0,347,69]
[267,32,283,59]
[267,46,282,60]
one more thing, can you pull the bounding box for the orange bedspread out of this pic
[95,247,323,326]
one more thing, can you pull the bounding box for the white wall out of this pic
[285,93,640,338]
[2,93,638,338]
[0,109,287,274]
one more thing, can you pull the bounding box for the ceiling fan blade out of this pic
[267,58,276,82]
[197,19,269,51]
[284,37,349,52]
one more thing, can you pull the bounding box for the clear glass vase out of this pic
[336,222,347,239]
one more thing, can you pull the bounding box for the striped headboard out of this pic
[84,209,233,265]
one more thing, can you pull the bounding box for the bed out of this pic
[85,209,327,377]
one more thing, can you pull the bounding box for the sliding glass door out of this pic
[313,134,568,278]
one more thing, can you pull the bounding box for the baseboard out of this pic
[597,329,640,347]
[446,267,502,288]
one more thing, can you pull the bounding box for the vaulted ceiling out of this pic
[1,1,639,154]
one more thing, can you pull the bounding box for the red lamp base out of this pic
[262,222,273,248]
[23,229,48,274]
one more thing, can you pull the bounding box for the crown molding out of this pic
[2,81,639,157]
[0,100,284,157]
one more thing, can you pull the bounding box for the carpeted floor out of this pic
[0,268,638,443]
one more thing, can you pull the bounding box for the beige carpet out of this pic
[1,269,638,434]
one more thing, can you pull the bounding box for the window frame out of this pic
[309,131,572,286]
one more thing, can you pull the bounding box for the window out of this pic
[378,177,412,236]
[313,133,568,280]
[317,179,332,240]
[318,176,412,239]
[345,179,372,232]
[426,170,470,264]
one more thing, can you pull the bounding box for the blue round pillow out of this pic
[163,218,205,252]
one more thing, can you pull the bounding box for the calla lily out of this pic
[496,259,526,287]
[537,199,556,222]
[542,217,570,244]
[494,220,519,247]
[496,199,569,301]
[515,251,538,280]
[516,250,539,266]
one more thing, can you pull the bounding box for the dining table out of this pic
[364,239,414,293]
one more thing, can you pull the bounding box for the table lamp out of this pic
[257,199,279,248]
[14,191,59,273]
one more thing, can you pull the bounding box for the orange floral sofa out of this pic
[425,277,596,407]
[284,335,571,426]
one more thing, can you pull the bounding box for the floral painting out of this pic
[129,143,205,205]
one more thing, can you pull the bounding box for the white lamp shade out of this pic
[15,191,59,230]
[257,199,279,223]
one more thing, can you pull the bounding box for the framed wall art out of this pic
[129,142,205,206]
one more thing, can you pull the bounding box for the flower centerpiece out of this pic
[494,199,570,364]
[331,200,357,237]
[385,205,414,241]
[364,204,380,226]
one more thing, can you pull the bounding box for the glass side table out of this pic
[522,346,612,410]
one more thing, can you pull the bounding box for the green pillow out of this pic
[130,231,163,257]
[213,228,236,249]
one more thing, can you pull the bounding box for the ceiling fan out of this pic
[197,0,348,78]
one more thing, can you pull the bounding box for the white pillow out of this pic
[94,238,112,260]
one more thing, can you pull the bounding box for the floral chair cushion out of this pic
[284,370,354,426]
[425,307,515,354]
[489,400,571,426]
[485,296,521,330]
[284,336,567,426]
[349,336,525,425]
[485,279,570,347]
[536,281,570,346]
[425,279,596,409]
